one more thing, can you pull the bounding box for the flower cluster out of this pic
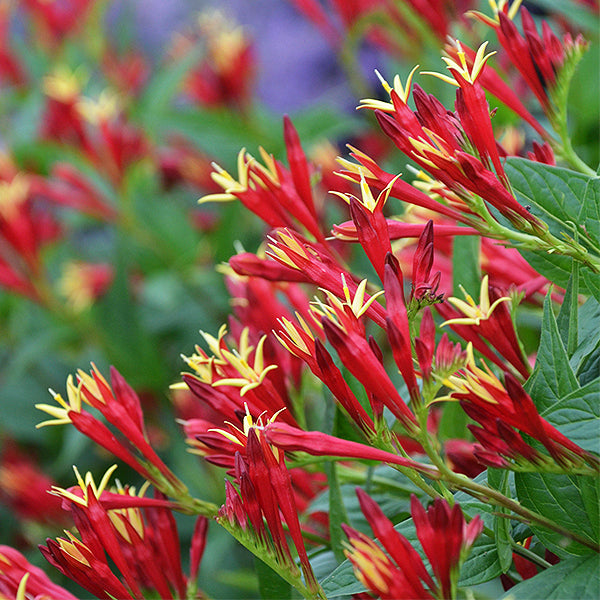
[344,489,483,599]
[0,1,598,600]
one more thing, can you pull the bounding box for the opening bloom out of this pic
[343,490,483,600]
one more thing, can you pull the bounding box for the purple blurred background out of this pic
[128,0,381,113]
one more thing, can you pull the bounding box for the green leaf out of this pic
[135,46,203,130]
[583,167,600,248]
[581,268,600,303]
[310,550,342,585]
[500,554,600,599]
[580,475,600,545]
[254,556,292,600]
[514,471,598,557]
[92,235,167,390]
[452,235,481,297]
[454,475,504,585]
[323,403,350,562]
[577,343,600,387]
[525,292,579,412]
[438,400,469,441]
[505,158,600,291]
[556,261,579,355]
[517,249,573,290]
[320,559,365,598]
[458,536,503,587]
[541,377,600,455]
[325,460,350,563]
[570,297,600,383]
[505,158,600,251]
[309,482,413,535]
[489,470,513,572]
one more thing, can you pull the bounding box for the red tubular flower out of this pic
[249,430,319,588]
[383,254,420,403]
[444,346,598,470]
[157,135,222,193]
[189,516,208,582]
[0,545,79,600]
[527,141,556,165]
[321,314,418,430]
[262,422,438,477]
[40,66,91,152]
[338,145,471,224]
[410,220,443,304]
[275,313,375,432]
[177,10,255,110]
[0,443,66,525]
[57,261,114,313]
[359,60,545,230]
[330,175,395,281]
[184,404,326,535]
[22,0,93,47]
[31,163,118,221]
[229,252,312,283]
[89,114,150,188]
[177,325,298,428]
[101,46,150,98]
[267,228,387,327]
[411,494,484,598]
[343,526,434,600]
[438,276,530,378]
[414,307,435,382]
[216,423,322,595]
[444,439,486,478]
[42,467,204,600]
[201,117,327,244]
[468,416,544,469]
[0,167,62,300]
[501,536,540,590]
[472,5,588,115]
[344,490,482,600]
[331,217,478,243]
[36,365,183,490]
[443,38,549,139]
[223,272,311,395]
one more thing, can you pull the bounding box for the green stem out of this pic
[218,519,327,600]
[443,466,599,552]
[414,407,600,553]
[555,134,596,176]
[337,464,424,495]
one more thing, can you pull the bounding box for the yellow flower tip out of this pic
[208,427,245,446]
[42,65,87,102]
[335,156,362,175]
[357,97,394,112]
[252,334,268,372]
[507,0,524,19]
[421,70,459,87]
[465,342,476,366]
[435,39,496,85]
[0,173,30,220]
[374,69,392,94]
[329,189,351,205]
[76,89,121,125]
[57,536,90,567]
[393,64,419,103]
[16,573,29,600]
